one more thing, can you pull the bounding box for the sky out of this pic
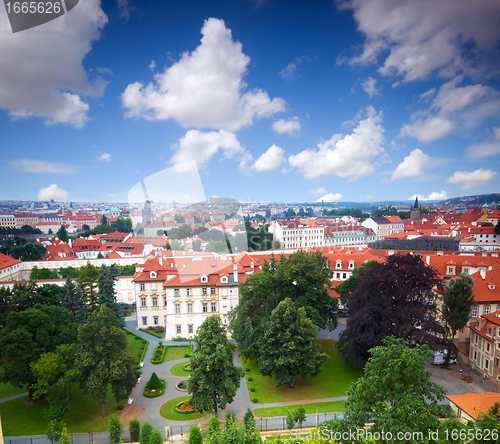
[1,0,500,205]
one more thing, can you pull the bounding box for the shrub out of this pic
[189,424,203,444]
[249,388,255,392]
[116,404,124,411]
[184,353,190,358]
[246,368,251,372]
[146,373,162,391]
[252,398,258,403]
[247,377,253,381]
[129,419,140,442]
[109,417,122,444]
[150,429,163,444]
[140,422,153,444]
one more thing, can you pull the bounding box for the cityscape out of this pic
[1,0,500,442]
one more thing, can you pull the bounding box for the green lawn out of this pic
[0,356,27,399]
[125,330,146,359]
[241,339,363,404]
[253,401,346,417]
[139,328,164,338]
[0,385,122,436]
[164,346,191,361]
[170,361,192,377]
[159,396,207,421]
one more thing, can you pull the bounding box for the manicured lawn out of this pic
[253,401,346,417]
[171,361,192,377]
[159,396,207,421]
[0,385,122,436]
[0,382,26,400]
[140,328,164,338]
[125,330,146,359]
[164,346,191,361]
[240,339,363,404]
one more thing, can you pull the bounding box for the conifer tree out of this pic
[61,277,87,324]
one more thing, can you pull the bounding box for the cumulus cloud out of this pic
[495,127,500,140]
[289,107,385,180]
[272,117,301,135]
[400,76,500,142]
[37,184,69,201]
[362,77,380,97]
[0,0,108,128]
[122,18,286,131]
[311,187,328,195]
[251,145,286,172]
[97,152,112,162]
[170,129,245,171]
[447,169,497,190]
[466,142,500,159]
[337,0,500,82]
[391,149,430,180]
[408,191,448,201]
[317,193,342,202]
[8,159,76,175]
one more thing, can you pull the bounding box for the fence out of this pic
[4,412,344,444]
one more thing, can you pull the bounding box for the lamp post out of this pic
[292,279,298,298]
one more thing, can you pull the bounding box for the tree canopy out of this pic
[187,315,244,415]
[258,298,328,387]
[337,253,443,367]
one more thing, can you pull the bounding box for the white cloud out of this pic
[149,61,156,72]
[466,142,500,159]
[97,152,112,162]
[122,18,286,131]
[116,0,134,20]
[311,187,328,195]
[8,159,76,175]
[170,129,245,171]
[37,184,69,201]
[400,76,500,142]
[289,107,385,180]
[338,0,500,82]
[408,190,448,201]
[0,0,108,128]
[495,127,500,140]
[279,56,312,79]
[272,117,301,135]
[362,77,379,97]
[317,193,342,202]
[391,149,430,180]
[251,145,286,172]
[447,169,497,190]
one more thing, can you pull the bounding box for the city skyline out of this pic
[1,1,500,204]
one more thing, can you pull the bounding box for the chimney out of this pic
[159,254,163,266]
[233,263,238,283]
[480,269,486,280]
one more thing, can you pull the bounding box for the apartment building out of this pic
[269,220,324,249]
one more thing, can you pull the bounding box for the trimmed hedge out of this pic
[140,327,164,339]
[151,345,166,364]
[143,379,166,398]
[182,364,192,372]
[174,400,196,414]
[124,328,148,368]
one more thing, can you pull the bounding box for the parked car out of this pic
[432,350,457,365]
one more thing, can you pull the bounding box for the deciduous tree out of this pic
[77,305,140,417]
[258,298,327,388]
[187,315,244,416]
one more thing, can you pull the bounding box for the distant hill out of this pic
[438,193,500,206]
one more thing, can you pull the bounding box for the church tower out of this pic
[410,196,421,221]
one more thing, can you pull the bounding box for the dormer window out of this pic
[201,275,208,283]
[336,261,342,269]
[487,284,496,290]
[150,271,157,279]
[221,276,228,283]
[348,261,355,269]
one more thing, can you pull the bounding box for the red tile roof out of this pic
[0,252,20,269]
[447,392,500,419]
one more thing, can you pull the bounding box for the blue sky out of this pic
[1,0,500,205]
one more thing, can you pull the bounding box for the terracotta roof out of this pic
[0,252,20,269]
[471,268,500,303]
[447,392,500,419]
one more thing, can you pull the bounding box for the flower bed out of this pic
[174,400,196,414]
[151,345,166,364]
[182,364,192,372]
[143,379,166,398]
[140,327,164,338]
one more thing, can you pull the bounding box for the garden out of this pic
[124,329,148,367]
[143,372,166,398]
[164,344,192,361]
[139,326,164,338]
[159,396,207,421]
[170,361,192,377]
[241,339,363,404]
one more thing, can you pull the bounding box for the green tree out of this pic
[174,214,186,223]
[110,218,133,233]
[0,305,78,400]
[129,419,141,442]
[258,298,327,388]
[56,225,69,242]
[341,337,445,442]
[109,417,122,444]
[140,422,153,444]
[77,262,100,313]
[286,411,295,430]
[293,406,306,428]
[169,240,185,251]
[475,402,500,444]
[150,430,163,444]
[168,224,192,239]
[337,254,443,367]
[98,264,122,321]
[146,372,162,391]
[189,425,203,444]
[187,315,244,416]
[77,305,141,417]
[164,242,171,250]
[61,277,87,324]
[82,224,90,231]
[102,214,108,226]
[442,273,476,366]
[46,419,64,443]
[30,343,81,421]
[495,223,500,235]
[59,266,80,279]
[335,260,377,304]
[30,266,58,280]
[192,239,202,251]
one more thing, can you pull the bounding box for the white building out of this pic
[269,220,324,249]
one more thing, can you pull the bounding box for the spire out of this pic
[414,196,419,209]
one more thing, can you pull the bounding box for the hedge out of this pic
[151,345,167,364]
[143,379,166,398]
[124,328,148,369]
[174,400,197,414]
